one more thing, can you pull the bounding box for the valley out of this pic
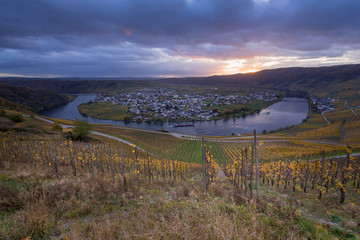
[1,65,360,239]
[2,1,360,238]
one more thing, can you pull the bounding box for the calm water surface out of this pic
[42,93,308,136]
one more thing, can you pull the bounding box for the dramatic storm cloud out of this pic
[1,0,360,77]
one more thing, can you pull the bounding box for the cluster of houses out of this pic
[310,95,335,112]
[90,89,278,122]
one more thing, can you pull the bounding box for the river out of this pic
[41,93,308,136]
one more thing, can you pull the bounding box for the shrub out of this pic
[73,119,91,141]
[8,114,24,123]
[24,119,35,128]
[64,131,75,140]
[51,122,63,132]
[123,116,132,123]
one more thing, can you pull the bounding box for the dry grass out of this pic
[61,181,302,240]
[1,164,357,240]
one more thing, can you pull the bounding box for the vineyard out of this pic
[224,146,360,203]
[167,139,348,164]
[344,118,360,147]
[0,133,201,185]
[92,125,351,163]
[1,129,359,204]
[1,126,360,239]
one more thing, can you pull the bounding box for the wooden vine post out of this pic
[202,137,207,192]
[67,142,76,176]
[147,151,151,184]
[88,143,95,178]
[244,148,248,193]
[109,145,115,181]
[340,147,351,203]
[119,142,126,187]
[254,129,259,199]
[250,144,254,198]
[48,141,58,175]
[0,149,4,169]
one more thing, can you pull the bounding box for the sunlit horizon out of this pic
[1,0,359,78]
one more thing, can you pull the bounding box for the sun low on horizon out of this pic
[0,0,360,78]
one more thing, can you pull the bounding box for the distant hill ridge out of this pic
[161,64,360,88]
[1,64,360,93]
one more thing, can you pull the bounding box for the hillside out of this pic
[0,83,72,112]
[161,64,360,92]
[0,116,359,239]
[0,78,158,94]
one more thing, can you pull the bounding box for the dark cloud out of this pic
[0,0,360,76]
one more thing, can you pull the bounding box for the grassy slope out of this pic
[1,165,359,240]
[1,113,359,239]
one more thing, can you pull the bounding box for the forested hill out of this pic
[0,78,155,94]
[0,83,72,112]
[1,64,360,94]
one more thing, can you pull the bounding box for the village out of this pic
[310,95,335,112]
[90,88,278,121]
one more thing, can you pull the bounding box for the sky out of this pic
[1,0,360,78]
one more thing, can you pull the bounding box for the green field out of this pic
[90,125,350,166]
[79,102,131,121]
[203,100,274,120]
[91,126,186,157]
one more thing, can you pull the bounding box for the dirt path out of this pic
[31,115,148,152]
[321,110,332,124]
[343,98,358,116]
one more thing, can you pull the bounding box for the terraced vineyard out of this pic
[165,139,349,165]
[0,133,201,183]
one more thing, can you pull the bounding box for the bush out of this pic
[160,128,168,132]
[8,114,24,123]
[24,117,35,128]
[123,116,132,123]
[64,131,75,140]
[73,119,91,141]
[51,122,63,132]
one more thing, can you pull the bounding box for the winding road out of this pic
[321,110,331,124]
[341,98,358,116]
[30,115,148,152]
